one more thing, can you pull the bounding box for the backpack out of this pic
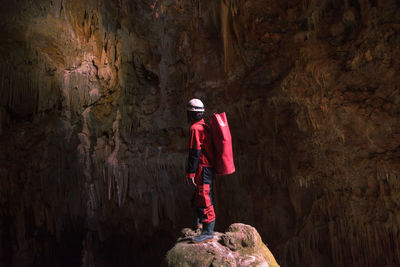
[209,112,235,176]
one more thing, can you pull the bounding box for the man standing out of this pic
[186,98,215,243]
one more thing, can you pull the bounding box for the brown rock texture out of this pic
[165,223,279,267]
[1,0,400,266]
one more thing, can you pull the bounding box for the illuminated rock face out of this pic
[1,0,400,266]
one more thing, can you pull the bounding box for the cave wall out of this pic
[1,0,400,266]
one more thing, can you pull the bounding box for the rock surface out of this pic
[165,223,279,267]
[0,0,400,266]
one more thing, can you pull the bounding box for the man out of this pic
[186,98,215,243]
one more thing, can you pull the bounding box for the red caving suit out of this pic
[186,118,215,224]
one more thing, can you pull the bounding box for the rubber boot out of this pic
[193,210,202,233]
[192,220,215,243]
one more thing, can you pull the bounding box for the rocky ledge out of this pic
[165,223,279,267]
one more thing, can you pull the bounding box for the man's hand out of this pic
[185,174,197,187]
[189,177,197,187]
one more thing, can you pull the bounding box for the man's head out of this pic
[187,98,204,123]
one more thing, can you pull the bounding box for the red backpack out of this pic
[209,112,235,176]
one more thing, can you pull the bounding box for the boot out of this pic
[192,220,215,243]
[193,211,202,234]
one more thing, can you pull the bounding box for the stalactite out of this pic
[220,0,248,74]
[280,185,400,266]
[221,0,234,74]
[105,109,132,207]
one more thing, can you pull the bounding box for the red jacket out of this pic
[186,119,214,179]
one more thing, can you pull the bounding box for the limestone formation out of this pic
[1,0,400,266]
[165,223,279,267]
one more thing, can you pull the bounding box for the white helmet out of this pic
[187,98,205,112]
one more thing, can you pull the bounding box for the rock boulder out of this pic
[165,223,279,267]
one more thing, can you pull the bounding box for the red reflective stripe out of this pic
[203,184,211,206]
[194,186,211,207]
[202,206,215,224]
